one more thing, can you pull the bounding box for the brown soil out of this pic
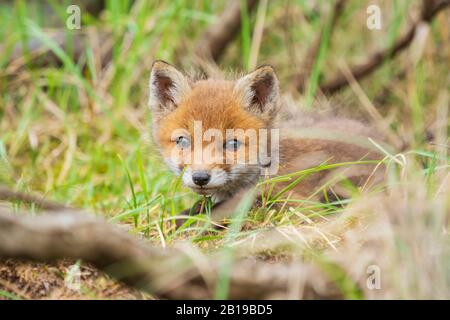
[0,259,151,300]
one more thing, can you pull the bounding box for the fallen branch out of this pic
[0,205,340,299]
[195,0,260,62]
[0,186,70,211]
[318,0,450,94]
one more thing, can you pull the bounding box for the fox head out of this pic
[149,61,280,201]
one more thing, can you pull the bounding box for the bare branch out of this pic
[318,0,450,94]
[195,0,260,62]
[0,206,341,299]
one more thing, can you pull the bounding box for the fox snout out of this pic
[181,166,230,195]
[191,171,211,186]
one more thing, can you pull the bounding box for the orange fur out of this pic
[149,61,386,217]
[157,80,265,173]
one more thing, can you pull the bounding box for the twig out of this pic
[195,0,260,62]
[318,0,450,94]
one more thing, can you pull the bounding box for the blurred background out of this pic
[0,0,449,300]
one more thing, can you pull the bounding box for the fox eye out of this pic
[224,139,241,151]
[176,136,190,149]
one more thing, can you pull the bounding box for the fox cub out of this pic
[149,61,385,222]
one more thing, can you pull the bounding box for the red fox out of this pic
[149,61,386,222]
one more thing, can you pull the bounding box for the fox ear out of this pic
[149,61,190,118]
[234,65,280,115]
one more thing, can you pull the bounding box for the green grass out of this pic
[240,0,251,70]
[0,290,22,300]
[0,0,449,299]
[215,189,256,299]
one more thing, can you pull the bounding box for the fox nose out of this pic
[192,171,211,186]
